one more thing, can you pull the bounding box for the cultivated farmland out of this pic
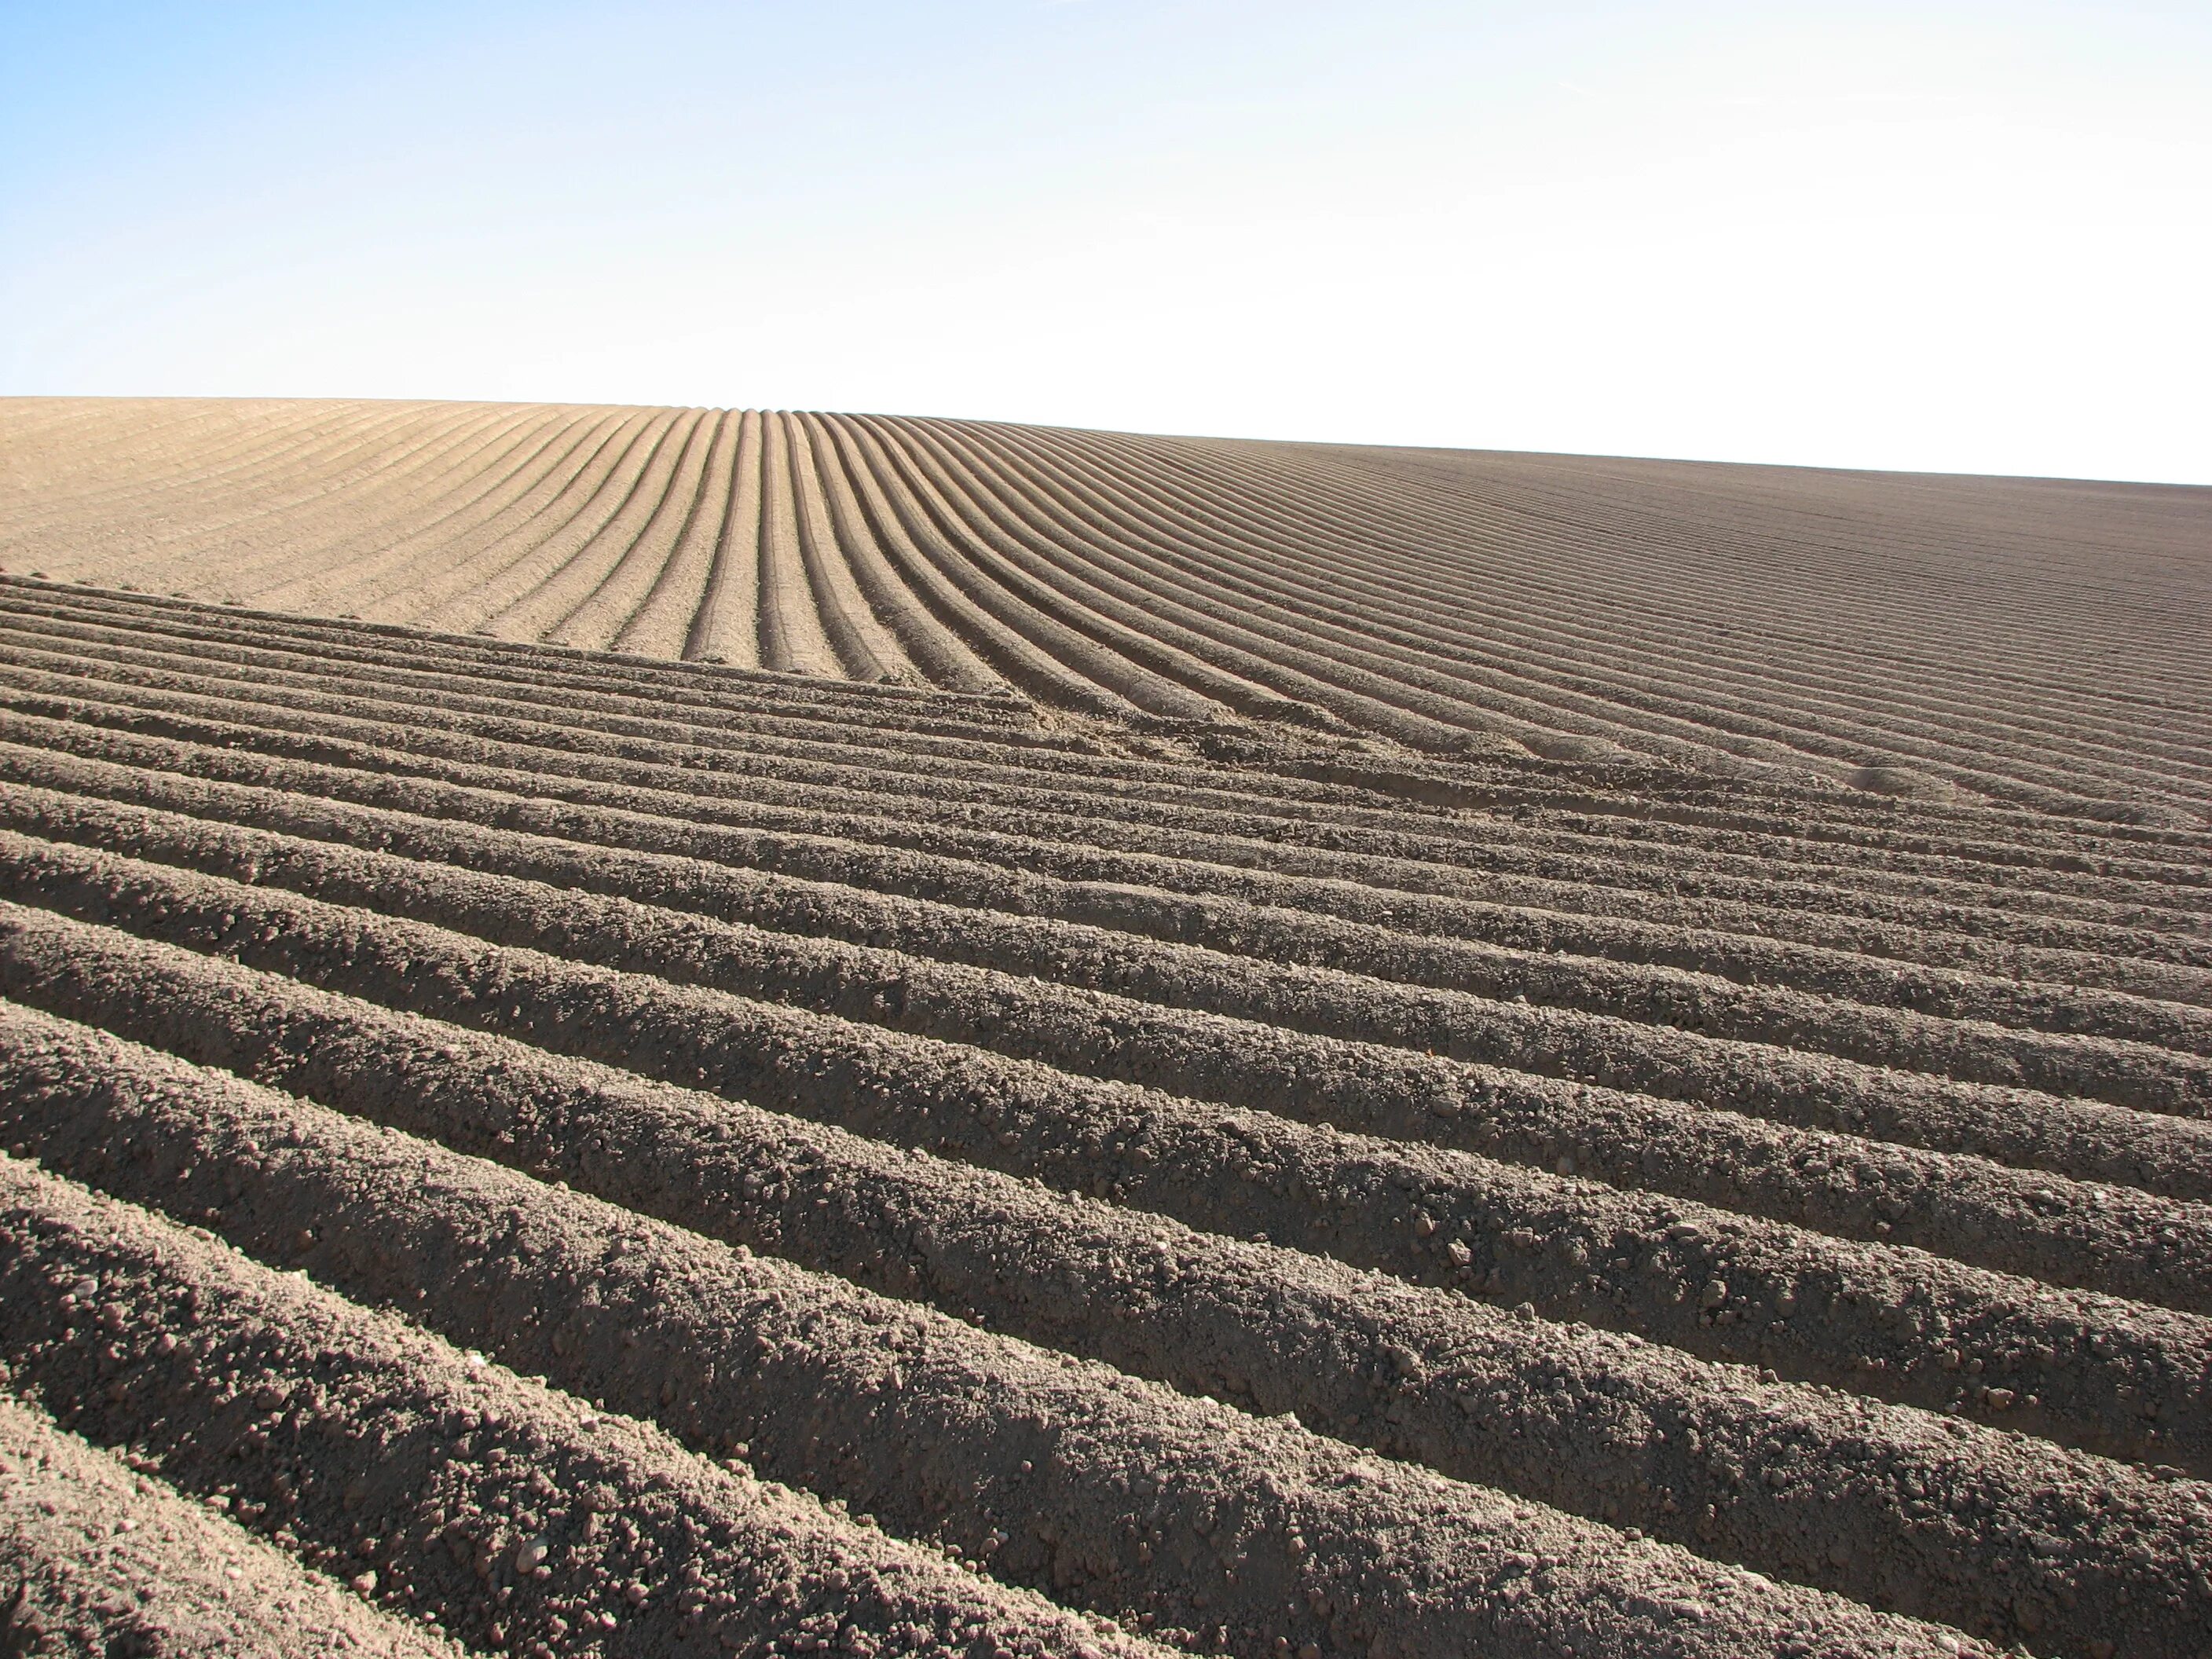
[5,398,2207,822]
[0,399,2207,1659]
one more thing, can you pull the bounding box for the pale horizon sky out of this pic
[4,2,2209,484]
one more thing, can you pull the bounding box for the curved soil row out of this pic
[0,1152,1172,1659]
[4,840,2200,1322]
[9,577,2203,903]
[1,846,2205,1479]
[6,658,2208,1123]
[0,523,2201,1658]
[4,591,2201,931]
[0,1393,463,1658]
[7,767,2206,1219]
[5,764,2210,1297]
[3,644,2200,1031]
[2,625,2203,1026]
[0,953,2202,1654]
[0,1014,1992,1659]
[6,401,2204,824]
[4,606,2199,1036]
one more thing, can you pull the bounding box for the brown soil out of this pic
[0,412,2206,1659]
[0,1152,1170,1659]
[2,399,2207,823]
[0,1393,464,1657]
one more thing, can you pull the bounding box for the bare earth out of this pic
[0,399,2207,1658]
[2,398,2207,823]
[0,1393,465,1657]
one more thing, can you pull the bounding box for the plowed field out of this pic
[5,399,2208,823]
[0,401,2208,1659]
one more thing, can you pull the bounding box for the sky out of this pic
[3,1,2208,483]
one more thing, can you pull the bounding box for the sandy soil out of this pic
[0,415,2205,1659]
[2,398,2206,823]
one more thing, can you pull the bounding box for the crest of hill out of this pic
[2,397,2205,826]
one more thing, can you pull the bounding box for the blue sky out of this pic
[4,2,2207,482]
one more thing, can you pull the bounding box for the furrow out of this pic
[1031,429,2176,805]
[5,696,2205,1210]
[4,680,2204,1136]
[9,401,2205,828]
[756,412,844,676]
[6,754,2210,1303]
[1123,429,2212,814]
[229,406,577,611]
[0,1393,464,1659]
[130,404,544,604]
[888,416,1657,764]
[796,412,1005,692]
[0,1009,1987,1659]
[405,409,679,636]
[786,409,909,681]
[20,564,2203,877]
[138,405,522,574]
[831,417,1232,723]
[895,416,1610,757]
[7,585,2207,972]
[10,397,2209,1659]
[24,405,456,588]
[478,407,710,643]
[0,580,1031,732]
[1264,753,2212,941]
[610,405,744,657]
[0,1150,1166,1659]
[4,928,2207,1654]
[1267,441,2212,789]
[0,673,2196,1071]
[0,400,343,522]
[877,419,1348,731]
[1016,423,2196,775]
[813,417,1159,715]
[5,642,2206,1060]
[545,406,731,649]
[244,408,641,616]
[1,848,2206,1478]
[1060,425,2209,816]
[684,408,767,667]
[1280,438,2202,699]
